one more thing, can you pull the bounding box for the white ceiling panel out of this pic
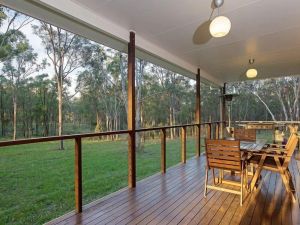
[69,0,300,82]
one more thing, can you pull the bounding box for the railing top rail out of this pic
[0,121,225,147]
[235,120,300,124]
[136,121,224,132]
[0,130,130,147]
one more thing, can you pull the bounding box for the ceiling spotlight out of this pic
[246,58,257,78]
[209,0,231,38]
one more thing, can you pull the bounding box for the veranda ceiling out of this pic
[2,0,300,85]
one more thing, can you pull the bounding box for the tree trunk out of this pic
[106,115,110,140]
[57,79,64,149]
[253,93,276,121]
[292,77,300,121]
[12,93,17,140]
[243,98,249,120]
[0,87,4,136]
[274,81,289,121]
[43,89,49,136]
[169,106,174,139]
[136,59,145,151]
[114,113,118,140]
[120,54,128,115]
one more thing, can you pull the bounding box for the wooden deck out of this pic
[47,154,300,225]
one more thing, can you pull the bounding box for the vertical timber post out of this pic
[181,126,187,163]
[195,68,201,157]
[128,31,136,188]
[75,137,82,213]
[161,128,166,173]
[220,83,226,138]
[219,87,223,138]
[216,123,220,139]
[207,124,211,139]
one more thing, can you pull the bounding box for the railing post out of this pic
[75,137,82,213]
[127,31,136,188]
[181,126,187,163]
[195,68,201,157]
[161,128,166,173]
[207,124,211,139]
[196,124,201,156]
[216,123,220,139]
[220,84,226,138]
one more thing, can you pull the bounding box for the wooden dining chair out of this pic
[234,128,256,141]
[204,139,248,206]
[266,132,294,149]
[249,133,299,197]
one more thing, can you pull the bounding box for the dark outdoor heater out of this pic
[221,93,239,135]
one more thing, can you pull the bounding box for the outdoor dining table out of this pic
[240,139,267,191]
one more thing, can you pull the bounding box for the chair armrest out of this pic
[253,152,287,158]
[264,147,287,153]
[264,143,286,148]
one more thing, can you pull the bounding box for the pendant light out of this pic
[246,59,258,78]
[209,0,231,38]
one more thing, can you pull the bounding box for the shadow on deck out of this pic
[47,154,300,225]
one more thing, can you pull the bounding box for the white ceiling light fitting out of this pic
[209,0,231,38]
[246,58,258,78]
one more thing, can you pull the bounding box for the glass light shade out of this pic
[246,68,258,78]
[209,16,231,38]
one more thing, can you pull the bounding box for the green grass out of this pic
[0,136,199,225]
[256,130,274,143]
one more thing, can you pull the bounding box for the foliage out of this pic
[227,77,300,122]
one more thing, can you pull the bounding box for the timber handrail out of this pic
[235,120,300,124]
[0,130,130,147]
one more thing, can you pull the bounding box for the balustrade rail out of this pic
[0,121,224,214]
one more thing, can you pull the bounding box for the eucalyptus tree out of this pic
[32,22,88,149]
[140,64,196,139]
[107,52,128,120]
[0,6,33,61]
[272,77,300,121]
[135,59,147,149]
[200,83,220,122]
[0,75,9,136]
[31,74,58,136]
[106,51,128,137]
[76,43,107,133]
[228,77,300,121]
[1,39,42,140]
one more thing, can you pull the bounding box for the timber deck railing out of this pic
[235,120,300,124]
[0,120,225,214]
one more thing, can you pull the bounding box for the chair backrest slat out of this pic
[281,133,299,169]
[205,139,241,171]
[285,131,300,150]
[286,133,299,158]
[234,128,256,141]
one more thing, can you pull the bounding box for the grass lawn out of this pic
[0,135,199,225]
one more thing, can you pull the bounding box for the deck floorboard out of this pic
[47,155,300,225]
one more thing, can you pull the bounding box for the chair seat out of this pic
[249,155,284,169]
